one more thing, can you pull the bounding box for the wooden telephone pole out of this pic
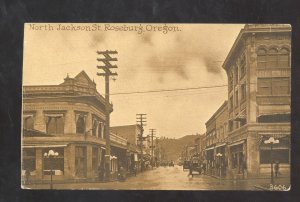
[97,50,118,181]
[136,114,146,172]
[149,129,156,168]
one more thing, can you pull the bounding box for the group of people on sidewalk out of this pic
[97,163,139,182]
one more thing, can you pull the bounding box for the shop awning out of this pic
[23,144,68,148]
[228,140,245,147]
[215,143,226,148]
[205,146,214,151]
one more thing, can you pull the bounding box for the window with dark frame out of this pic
[92,119,98,136]
[235,90,239,107]
[260,149,290,164]
[43,147,64,175]
[92,147,98,173]
[240,55,246,78]
[240,83,246,101]
[257,48,267,68]
[23,148,36,172]
[257,47,290,69]
[257,77,290,95]
[229,96,233,111]
[46,115,64,134]
[234,66,238,85]
[76,114,86,134]
[98,122,103,138]
[229,71,233,92]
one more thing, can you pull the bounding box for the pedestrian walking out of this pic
[132,164,137,176]
[202,162,206,175]
[187,163,193,178]
[274,160,280,178]
[118,165,126,181]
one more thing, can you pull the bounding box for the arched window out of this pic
[76,115,86,134]
[278,48,290,67]
[257,47,290,69]
[267,48,278,68]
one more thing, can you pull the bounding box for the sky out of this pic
[23,23,244,138]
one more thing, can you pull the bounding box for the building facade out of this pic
[222,24,291,179]
[205,101,228,177]
[110,125,143,172]
[22,71,127,183]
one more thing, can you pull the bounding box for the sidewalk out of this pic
[201,173,290,191]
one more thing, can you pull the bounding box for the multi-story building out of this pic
[205,101,228,176]
[110,125,144,171]
[222,24,291,179]
[22,71,127,183]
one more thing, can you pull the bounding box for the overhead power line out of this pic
[110,84,228,95]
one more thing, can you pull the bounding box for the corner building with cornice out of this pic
[22,71,128,183]
[222,24,291,179]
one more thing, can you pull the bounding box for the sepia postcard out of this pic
[21,23,291,190]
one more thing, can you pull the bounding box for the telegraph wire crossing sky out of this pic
[23,23,244,138]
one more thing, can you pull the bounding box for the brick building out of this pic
[222,24,291,179]
[205,101,228,176]
[22,71,127,183]
[110,125,143,172]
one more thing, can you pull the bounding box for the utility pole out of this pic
[97,50,118,181]
[149,129,156,168]
[136,114,146,172]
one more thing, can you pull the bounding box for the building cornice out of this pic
[222,24,291,71]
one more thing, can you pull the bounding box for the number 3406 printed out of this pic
[269,184,290,191]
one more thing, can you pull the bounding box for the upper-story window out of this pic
[98,122,104,138]
[76,114,86,134]
[240,55,246,78]
[257,77,290,95]
[45,113,64,134]
[240,83,246,102]
[235,90,239,107]
[92,119,98,137]
[257,48,267,68]
[229,96,233,111]
[278,48,290,67]
[257,47,290,69]
[234,66,238,85]
[23,114,34,130]
[228,71,233,92]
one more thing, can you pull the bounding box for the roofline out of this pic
[222,24,291,71]
[205,100,228,126]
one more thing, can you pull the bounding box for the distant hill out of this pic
[159,135,198,162]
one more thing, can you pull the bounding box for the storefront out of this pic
[215,144,227,177]
[205,146,215,175]
[228,140,246,179]
[22,143,108,183]
[258,134,290,176]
